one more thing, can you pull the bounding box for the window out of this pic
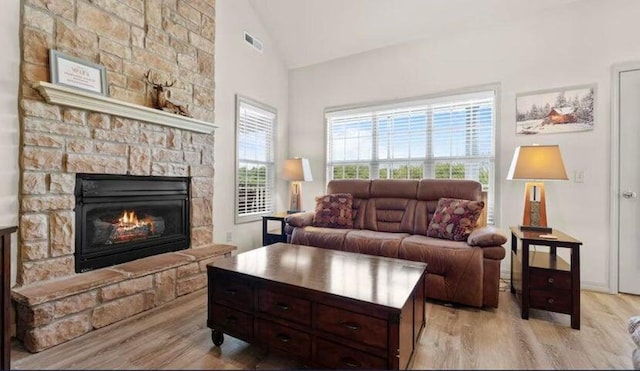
[326,89,496,223]
[235,96,276,223]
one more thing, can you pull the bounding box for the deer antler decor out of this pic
[144,70,192,117]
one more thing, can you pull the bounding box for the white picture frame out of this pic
[49,49,108,96]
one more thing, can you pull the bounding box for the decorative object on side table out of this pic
[49,49,108,96]
[144,70,192,117]
[281,158,312,213]
[507,144,568,232]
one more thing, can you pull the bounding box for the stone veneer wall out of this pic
[18,0,217,287]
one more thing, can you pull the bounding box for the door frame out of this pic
[610,61,640,294]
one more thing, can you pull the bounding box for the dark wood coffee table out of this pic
[207,243,427,369]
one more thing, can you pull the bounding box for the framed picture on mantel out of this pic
[49,49,108,96]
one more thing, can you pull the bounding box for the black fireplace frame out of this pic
[74,173,191,273]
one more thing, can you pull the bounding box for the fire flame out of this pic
[118,210,140,229]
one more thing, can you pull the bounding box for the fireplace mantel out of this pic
[33,81,217,134]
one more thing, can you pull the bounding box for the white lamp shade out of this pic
[282,158,313,182]
[507,145,569,181]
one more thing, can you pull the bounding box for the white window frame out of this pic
[324,85,500,224]
[235,95,277,224]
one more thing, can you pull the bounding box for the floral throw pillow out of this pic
[427,198,485,241]
[312,193,354,228]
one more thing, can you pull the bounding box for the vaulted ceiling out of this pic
[248,0,584,69]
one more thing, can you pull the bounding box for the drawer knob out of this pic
[341,321,361,331]
[276,302,290,311]
[223,288,237,296]
[547,298,555,304]
[340,357,361,368]
[547,277,554,284]
[276,333,291,343]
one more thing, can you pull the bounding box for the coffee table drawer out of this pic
[257,319,311,359]
[315,337,386,369]
[258,288,311,326]
[316,303,387,349]
[209,304,253,340]
[211,272,253,310]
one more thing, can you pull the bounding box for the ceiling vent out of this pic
[244,31,263,53]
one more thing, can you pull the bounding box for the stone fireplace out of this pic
[12,0,228,353]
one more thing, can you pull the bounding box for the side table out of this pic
[510,226,582,329]
[262,212,288,246]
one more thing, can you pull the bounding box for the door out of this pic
[619,68,640,295]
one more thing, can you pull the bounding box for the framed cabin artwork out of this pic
[516,84,596,135]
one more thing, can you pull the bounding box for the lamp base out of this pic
[289,182,302,214]
[522,182,550,231]
[519,225,552,233]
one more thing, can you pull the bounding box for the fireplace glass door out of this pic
[75,174,190,272]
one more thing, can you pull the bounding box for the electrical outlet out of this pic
[225,232,232,242]
[575,170,584,183]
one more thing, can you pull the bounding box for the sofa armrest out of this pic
[285,212,314,228]
[467,226,507,247]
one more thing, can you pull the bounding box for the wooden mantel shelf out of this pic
[33,81,217,134]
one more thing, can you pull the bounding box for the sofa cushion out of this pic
[364,198,416,233]
[313,193,354,228]
[327,180,370,229]
[427,198,484,241]
[343,229,409,258]
[417,179,482,203]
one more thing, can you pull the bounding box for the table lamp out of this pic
[282,158,312,213]
[507,144,568,232]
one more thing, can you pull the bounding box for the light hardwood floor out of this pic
[11,283,640,370]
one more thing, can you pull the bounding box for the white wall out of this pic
[1,1,21,285]
[214,0,289,253]
[289,0,640,291]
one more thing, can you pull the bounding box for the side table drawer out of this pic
[315,337,386,369]
[530,289,571,313]
[530,268,571,290]
[257,319,311,359]
[258,288,311,326]
[316,303,387,349]
[209,304,254,340]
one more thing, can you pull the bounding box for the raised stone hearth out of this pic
[13,244,235,352]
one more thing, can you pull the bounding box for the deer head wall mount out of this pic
[144,70,192,118]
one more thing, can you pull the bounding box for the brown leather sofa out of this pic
[285,179,506,308]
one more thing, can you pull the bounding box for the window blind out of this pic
[326,90,496,223]
[236,96,276,223]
